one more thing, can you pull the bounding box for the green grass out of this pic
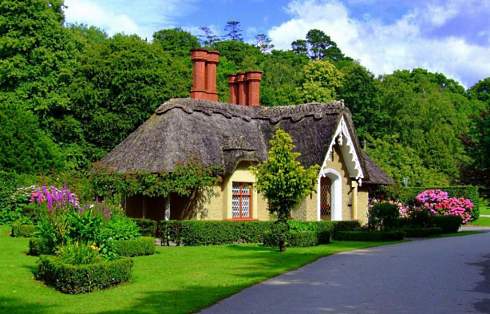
[0,226,396,314]
[470,199,490,226]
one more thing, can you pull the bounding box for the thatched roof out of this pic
[100,98,392,185]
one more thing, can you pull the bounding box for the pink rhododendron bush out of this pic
[415,189,474,224]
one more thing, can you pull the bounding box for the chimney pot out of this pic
[228,74,238,104]
[190,49,209,100]
[205,50,220,101]
[236,72,247,106]
[245,71,262,107]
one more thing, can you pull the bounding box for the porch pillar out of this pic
[351,180,358,220]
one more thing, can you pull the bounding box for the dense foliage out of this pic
[0,1,487,204]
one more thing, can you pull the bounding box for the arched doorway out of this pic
[317,169,342,221]
[320,176,332,220]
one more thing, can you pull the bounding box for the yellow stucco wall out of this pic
[199,146,371,223]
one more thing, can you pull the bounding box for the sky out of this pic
[63,0,490,87]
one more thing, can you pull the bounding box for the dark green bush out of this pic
[160,220,339,246]
[398,186,480,220]
[431,215,462,233]
[263,231,320,247]
[132,218,158,236]
[331,220,361,236]
[10,223,36,237]
[112,237,155,257]
[402,227,443,237]
[368,202,400,230]
[36,256,133,294]
[29,238,54,256]
[334,230,405,241]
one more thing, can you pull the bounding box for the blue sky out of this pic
[64,0,490,87]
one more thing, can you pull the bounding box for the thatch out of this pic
[100,98,392,185]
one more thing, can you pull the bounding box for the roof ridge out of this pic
[155,98,345,123]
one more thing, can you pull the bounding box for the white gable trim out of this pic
[320,116,364,181]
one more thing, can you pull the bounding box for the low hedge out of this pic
[11,223,36,237]
[160,220,345,246]
[112,237,155,257]
[132,218,158,237]
[334,230,405,241]
[36,256,133,294]
[263,231,322,247]
[402,227,443,237]
[431,216,462,233]
[28,238,54,256]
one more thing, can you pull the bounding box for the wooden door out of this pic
[320,176,332,220]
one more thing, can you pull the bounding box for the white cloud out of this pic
[64,0,197,39]
[268,0,490,87]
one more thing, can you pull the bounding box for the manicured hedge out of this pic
[160,220,347,246]
[332,221,361,235]
[263,231,319,247]
[334,230,405,241]
[132,218,158,237]
[29,238,54,256]
[431,216,462,233]
[402,227,443,237]
[36,256,133,294]
[398,186,480,220]
[112,237,155,257]
[11,223,36,237]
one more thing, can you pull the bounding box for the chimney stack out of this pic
[190,48,220,101]
[227,70,263,106]
[236,72,247,106]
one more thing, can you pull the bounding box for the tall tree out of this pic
[153,28,200,56]
[299,60,344,103]
[291,29,347,61]
[291,39,308,56]
[199,26,220,47]
[255,33,274,53]
[224,20,243,41]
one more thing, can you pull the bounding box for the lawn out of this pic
[0,226,396,314]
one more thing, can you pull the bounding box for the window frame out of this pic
[231,182,253,220]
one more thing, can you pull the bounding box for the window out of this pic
[232,182,252,219]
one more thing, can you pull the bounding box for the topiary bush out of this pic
[334,230,405,241]
[112,237,155,257]
[132,218,158,236]
[11,223,36,237]
[431,215,462,233]
[36,256,133,294]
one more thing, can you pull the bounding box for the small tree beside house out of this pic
[253,128,319,251]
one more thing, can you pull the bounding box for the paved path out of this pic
[202,232,490,314]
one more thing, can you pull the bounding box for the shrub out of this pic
[112,237,155,257]
[57,243,101,265]
[431,215,462,233]
[29,238,54,256]
[334,230,405,241]
[132,218,158,236]
[402,227,443,237]
[399,186,480,220]
[368,202,400,230]
[332,221,361,236]
[98,215,140,241]
[11,223,36,237]
[36,256,133,294]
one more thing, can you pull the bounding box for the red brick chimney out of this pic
[245,71,262,107]
[190,48,220,101]
[236,72,247,106]
[228,74,238,104]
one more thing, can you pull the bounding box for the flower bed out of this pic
[36,256,133,294]
[10,223,36,237]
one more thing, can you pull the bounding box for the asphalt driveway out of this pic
[202,231,490,314]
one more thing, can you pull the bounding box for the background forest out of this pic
[0,1,489,193]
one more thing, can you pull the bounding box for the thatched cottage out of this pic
[100,49,392,224]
